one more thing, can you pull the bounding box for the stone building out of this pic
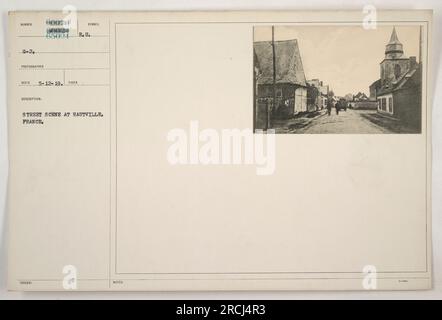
[369,27,422,131]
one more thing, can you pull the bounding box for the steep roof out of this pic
[370,79,381,89]
[377,64,421,96]
[355,92,368,99]
[393,67,419,91]
[253,39,307,86]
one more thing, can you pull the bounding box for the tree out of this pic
[344,93,354,101]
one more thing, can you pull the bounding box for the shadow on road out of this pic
[272,111,324,133]
[360,112,419,133]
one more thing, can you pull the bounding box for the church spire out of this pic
[385,27,404,59]
[389,27,399,44]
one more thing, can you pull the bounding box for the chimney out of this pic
[410,56,417,69]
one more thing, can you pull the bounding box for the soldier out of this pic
[326,99,333,116]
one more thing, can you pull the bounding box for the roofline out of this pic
[257,81,307,87]
[377,85,415,96]
[377,86,398,95]
[379,57,410,64]
[385,49,404,54]
[253,39,298,44]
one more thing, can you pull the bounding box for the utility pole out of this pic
[270,25,276,130]
[419,25,422,64]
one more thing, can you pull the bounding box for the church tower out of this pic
[380,27,411,87]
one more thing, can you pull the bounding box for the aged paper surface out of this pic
[7,10,432,291]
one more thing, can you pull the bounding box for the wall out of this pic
[394,87,422,132]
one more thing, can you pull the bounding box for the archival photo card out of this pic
[7,10,432,291]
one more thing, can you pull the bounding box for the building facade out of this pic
[254,39,308,120]
[307,79,329,111]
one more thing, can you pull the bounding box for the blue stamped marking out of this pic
[46,19,70,39]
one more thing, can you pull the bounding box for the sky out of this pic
[254,25,421,97]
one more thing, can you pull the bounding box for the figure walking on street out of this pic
[335,100,340,115]
[326,99,333,116]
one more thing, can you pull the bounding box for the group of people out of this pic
[326,98,347,116]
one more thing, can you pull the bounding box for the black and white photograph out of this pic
[253,25,424,133]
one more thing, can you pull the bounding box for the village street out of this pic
[254,26,422,134]
[272,108,407,134]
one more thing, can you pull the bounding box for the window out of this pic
[276,88,282,98]
[388,97,393,113]
[394,64,401,79]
